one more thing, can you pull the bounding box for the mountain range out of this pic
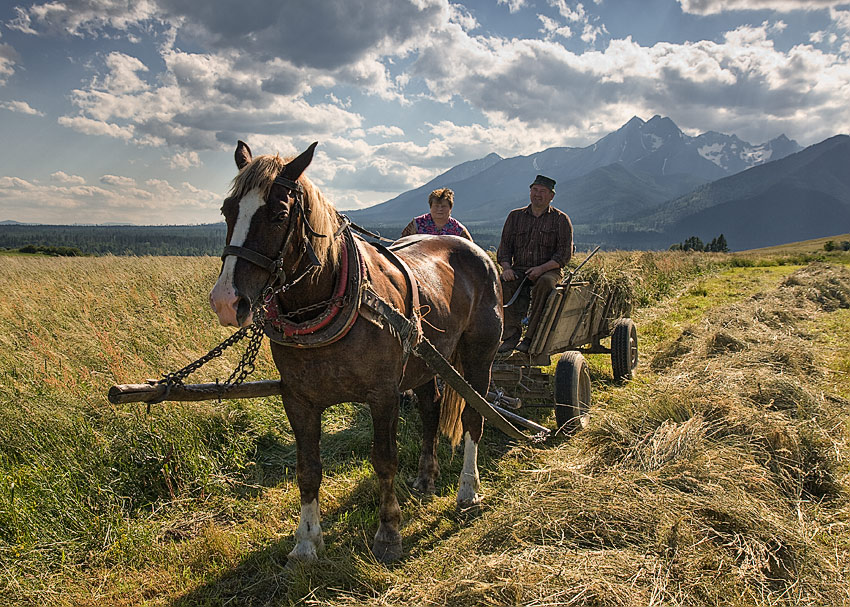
[348,115,850,250]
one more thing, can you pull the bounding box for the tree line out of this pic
[669,234,729,252]
[0,224,227,256]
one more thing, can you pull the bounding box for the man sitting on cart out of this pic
[497,174,574,353]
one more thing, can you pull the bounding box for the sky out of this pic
[1,0,849,225]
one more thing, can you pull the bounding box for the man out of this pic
[497,174,574,353]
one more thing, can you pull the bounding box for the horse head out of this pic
[209,140,320,327]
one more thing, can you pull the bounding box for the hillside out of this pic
[740,232,850,256]
[1,252,848,605]
[643,134,850,230]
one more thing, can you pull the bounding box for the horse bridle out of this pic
[220,173,327,293]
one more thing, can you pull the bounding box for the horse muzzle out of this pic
[209,282,254,327]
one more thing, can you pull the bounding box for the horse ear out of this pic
[283,142,318,180]
[235,140,252,170]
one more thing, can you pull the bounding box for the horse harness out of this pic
[157,171,531,440]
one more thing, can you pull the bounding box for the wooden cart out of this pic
[490,277,638,432]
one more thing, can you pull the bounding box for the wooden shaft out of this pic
[485,391,522,408]
[491,403,550,437]
[108,380,283,404]
[413,337,542,441]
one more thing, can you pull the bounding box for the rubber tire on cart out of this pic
[611,318,638,382]
[554,351,591,434]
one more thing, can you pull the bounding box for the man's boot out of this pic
[516,313,542,353]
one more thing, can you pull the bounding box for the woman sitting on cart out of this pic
[497,175,574,354]
[401,188,473,241]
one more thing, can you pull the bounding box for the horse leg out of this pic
[412,378,440,494]
[456,349,492,509]
[369,393,403,562]
[284,401,325,562]
[457,406,484,509]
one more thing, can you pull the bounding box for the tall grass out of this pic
[0,257,287,571]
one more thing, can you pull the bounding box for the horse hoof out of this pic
[287,543,319,563]
[456,494,482,512]
[411,476,436,495]
[372,538,403,563]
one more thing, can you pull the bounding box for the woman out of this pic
[401,188,473,241]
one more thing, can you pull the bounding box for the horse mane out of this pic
[228,153,342,273]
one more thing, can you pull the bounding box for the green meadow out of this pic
[1,247,849,606]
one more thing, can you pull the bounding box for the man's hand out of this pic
[501,267,517,281]
[525,260,559,281]
[525,265,546,281]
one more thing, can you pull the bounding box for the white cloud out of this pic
[581,21,608,44]
[498,0,527,13]
[0,172,220,223]
[678,0,847,14]
[99,52,149,93]
[55,46,365,152]
[8,0,158,37]
[449,3,479,31]
[539,15,573,39]
[0,100,43,115]
[367,125,405,138]
[100,174,137,187]
[58,115,135,139]
[550,0,587,21]
[411,20,850,145]
[169,151,201,170]
[832,7,850,30]
[0,42,19,84]
[51,171,86,185]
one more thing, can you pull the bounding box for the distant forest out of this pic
[0,223,510,255]
[0,224,227,256]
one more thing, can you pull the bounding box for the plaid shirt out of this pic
[497,204,574,270]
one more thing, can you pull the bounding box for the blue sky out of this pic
[1,0,849,224]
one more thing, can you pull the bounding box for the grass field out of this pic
[1,248,848,606]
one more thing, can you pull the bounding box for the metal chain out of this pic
[154,305,267,401]
[276,293,350,321]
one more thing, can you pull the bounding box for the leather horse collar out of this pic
[264,226,365,348]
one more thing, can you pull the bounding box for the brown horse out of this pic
[208,141,503,562]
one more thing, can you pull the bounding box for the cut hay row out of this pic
[335,262,850,606]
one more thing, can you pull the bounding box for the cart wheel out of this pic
[554,351,591,433]
[611,318,638,381]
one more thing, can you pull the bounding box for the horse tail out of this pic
[438,354,465,448]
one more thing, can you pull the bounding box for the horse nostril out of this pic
[236,296,252,325]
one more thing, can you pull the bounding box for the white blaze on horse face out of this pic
[288,499,324,561]
[210,190,266,327]
[457,431,481,506]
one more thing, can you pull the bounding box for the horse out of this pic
[208,140,503,562]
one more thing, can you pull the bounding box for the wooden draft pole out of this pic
[108,380,283,404]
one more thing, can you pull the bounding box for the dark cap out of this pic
[530,174,556,192]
